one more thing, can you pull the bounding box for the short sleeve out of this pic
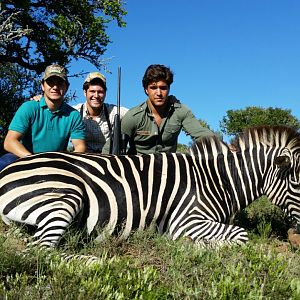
[9,101,37,134]
[70,111,86,140]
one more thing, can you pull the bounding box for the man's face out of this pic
[145,80,170,108]
[84,84,106,110]
[41,76,68,101]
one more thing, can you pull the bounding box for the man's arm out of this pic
[4,130,32,158]
[71,139,86,153]
[69,108,87,153]
[181,108,215,139]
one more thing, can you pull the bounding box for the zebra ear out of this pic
[274,155,291,167]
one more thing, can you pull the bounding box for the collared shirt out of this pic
[73,102,128,153]
[9,97,86,153]
[121,96,214,155]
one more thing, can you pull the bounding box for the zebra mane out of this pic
[190,135,228,156]
[232,125,300,151]
[191,125,300,155]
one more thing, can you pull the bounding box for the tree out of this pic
[220,106,300,137]
[0,0,127,74]
[176,143,189,153]
[0,1,126,154]
[0,63,39,154]
[198,119,210,130]
[0,10,32,45]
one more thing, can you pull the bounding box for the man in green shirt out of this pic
[0,64,86,171]
[120,64,214,155]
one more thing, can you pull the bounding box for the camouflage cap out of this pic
[84,72,106,86]
[42,64,68,82]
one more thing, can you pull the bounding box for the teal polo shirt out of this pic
[9,97,86,153]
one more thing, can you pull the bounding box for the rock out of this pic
[288,228,300,248]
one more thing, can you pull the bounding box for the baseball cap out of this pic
[42,64,68,82]
[84,72,106,86]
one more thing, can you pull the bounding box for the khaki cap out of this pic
[42,64,68,82]
[84,72,106,86]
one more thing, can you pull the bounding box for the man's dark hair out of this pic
[83,78,107,92]
[142,64,174,89]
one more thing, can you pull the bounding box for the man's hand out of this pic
[72,139,87,153]
[228,144,238,152]
[30,94,43,102]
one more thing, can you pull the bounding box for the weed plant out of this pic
[0,197,299,299]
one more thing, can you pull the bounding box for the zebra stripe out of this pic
[0,125,300,255]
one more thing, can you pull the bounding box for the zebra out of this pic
[0,125,300,254]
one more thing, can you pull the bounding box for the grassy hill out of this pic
[0,197,299,299]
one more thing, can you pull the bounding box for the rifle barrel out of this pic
[111,66,122,155]
[117,66,121,117]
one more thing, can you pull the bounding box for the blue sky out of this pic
[69,0,300,144]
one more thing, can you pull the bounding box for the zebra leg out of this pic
[171,220,249,247]
[1,197,102,265]
[18,247,101,267]
[15,194,85,248]
[30,206,78,248]
[25,197,101,265]
[60,253,101,266]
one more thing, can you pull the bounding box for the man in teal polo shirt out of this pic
[119,64,214,155]
[0,64,86,171]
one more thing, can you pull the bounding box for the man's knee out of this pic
[0,153,19,171]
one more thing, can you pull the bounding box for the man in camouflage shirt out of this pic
[120,64,214,155]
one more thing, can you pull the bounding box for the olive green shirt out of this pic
[120,96,214,155]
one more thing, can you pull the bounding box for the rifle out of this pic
[110,66,122,155]
[109,66,129,155]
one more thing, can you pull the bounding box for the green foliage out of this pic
[0,222,300,299]
[0,199,298,299]
[0,63,40,154]
[199,118,211,129]
[176,143,189,153]
[257,218,273,240]
[1,0,127,73]
[220,106,300,137]
[235,196,293,239]
[0,1,125,151]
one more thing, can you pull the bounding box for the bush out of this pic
[235,196,293,239]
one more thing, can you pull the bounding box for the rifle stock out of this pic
[111,114,121,155]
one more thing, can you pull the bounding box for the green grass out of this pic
[0,197,300,299]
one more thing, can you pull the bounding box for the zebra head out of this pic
[274,147,300,233]
[250,126,300,232]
